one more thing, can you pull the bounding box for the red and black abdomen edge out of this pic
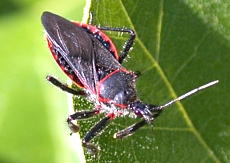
[47,39,84,88]
[75,22,119,61]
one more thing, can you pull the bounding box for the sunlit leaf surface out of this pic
[73,0,230,162]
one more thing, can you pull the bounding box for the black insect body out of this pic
[41,11,218,154]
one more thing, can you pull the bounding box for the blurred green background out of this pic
[0,0,85,162]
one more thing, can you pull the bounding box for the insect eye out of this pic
[134,109,142,117]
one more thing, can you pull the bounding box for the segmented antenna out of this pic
[158,80,219,109]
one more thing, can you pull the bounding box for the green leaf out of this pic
[74,0,229,162]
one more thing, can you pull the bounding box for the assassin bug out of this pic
[41,11,218,154]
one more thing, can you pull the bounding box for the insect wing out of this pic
[42,12,97,92]
[42,12,122,93]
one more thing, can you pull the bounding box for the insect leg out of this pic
[67,110,99,133]
[82,113,114,154]
[46,76,86,96]
[113,119,147,139]
[97,27,136,63]
[113,106,163,139]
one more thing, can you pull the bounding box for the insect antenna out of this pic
[157,80,219,110]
